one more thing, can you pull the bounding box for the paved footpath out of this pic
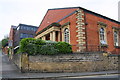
[0,52,119,79]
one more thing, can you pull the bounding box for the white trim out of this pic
[99,27,107,45]
[14,46,19,50]
[113,30,119,46]
[61,25,70,43]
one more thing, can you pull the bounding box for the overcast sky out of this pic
[0,0,119,41]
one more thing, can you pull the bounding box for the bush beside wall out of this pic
[18,38,46,55]
[18,38,72,55]
[55,42,72,54]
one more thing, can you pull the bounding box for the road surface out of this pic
[57,74,119,80]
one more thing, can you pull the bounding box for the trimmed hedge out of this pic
[18,38,72,55]
[19,38,45,55]
[40,44,58,55]
[55,42,72,54]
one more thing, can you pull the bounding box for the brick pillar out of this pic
[76,9,86,52]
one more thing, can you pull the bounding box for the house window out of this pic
[20,33,31,39]
[64,28,69,43]
[20,33,24,38]
[114,31,119,46]
[99,27,107,44]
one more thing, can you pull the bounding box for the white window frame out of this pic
[99,27,107,45]
[64,28,69,43]
[114,30,119,46]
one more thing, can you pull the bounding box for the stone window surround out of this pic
[64,28,69,43]
[112,27,120,47]
[98,22,108,46]
[61,25,70,44]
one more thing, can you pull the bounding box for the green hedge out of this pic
[55,42,72,54]
[18,38,72,55]
[40,44,58,55]
[19,38,45,55]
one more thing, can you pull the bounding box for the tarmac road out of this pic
[56,74,119,80]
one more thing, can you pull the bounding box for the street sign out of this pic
[8,40,13,47]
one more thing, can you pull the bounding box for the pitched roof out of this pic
[18,23,38,28]
[36,8,78,33]
[36,7,120,34]
[11,25,17,29]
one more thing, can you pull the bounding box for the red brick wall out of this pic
[9,27,14,45]
[9,28,13,40]
[58,11,120,54]
[59,13,78,52]
[36,8,120,54]
[85,12,120,54]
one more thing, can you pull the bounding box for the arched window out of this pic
[64,28,69,43]
[100,27,106,44]
[114,31,118,46]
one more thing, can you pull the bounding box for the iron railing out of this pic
[71,44,108,52]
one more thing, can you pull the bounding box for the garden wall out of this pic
[12,53,22,69]
[13,53,119,73]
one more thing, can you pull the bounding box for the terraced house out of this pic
[35,7,120,54]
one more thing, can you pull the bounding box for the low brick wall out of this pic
[12,53,119,73]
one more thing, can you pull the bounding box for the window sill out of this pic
[100,44,108,47]
[115,46,120,48]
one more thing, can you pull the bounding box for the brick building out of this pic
[9,24,38,48]
[9,26,16,47]
[35,7,120,54]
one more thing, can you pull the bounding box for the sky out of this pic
[0,0,119,41]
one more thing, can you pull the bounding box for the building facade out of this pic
[9,26,16,48]
[9,24,38,48]
[35,7,120,54]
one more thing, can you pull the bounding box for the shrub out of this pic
[45,40,57,44]
[37,40,58,55]
[45,40,57,47]
[35,39,46,45]
[55,42,72,54]
[19,38,45,55]
[40,44,58,55]
[19,38,35,54]
[2,38,8,48]
[34,39,46,55]
[18,38,72,55]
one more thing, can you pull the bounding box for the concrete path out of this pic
[1,52,119,79]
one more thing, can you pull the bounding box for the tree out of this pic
[0,41,2,50]
[1,37,8,48]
